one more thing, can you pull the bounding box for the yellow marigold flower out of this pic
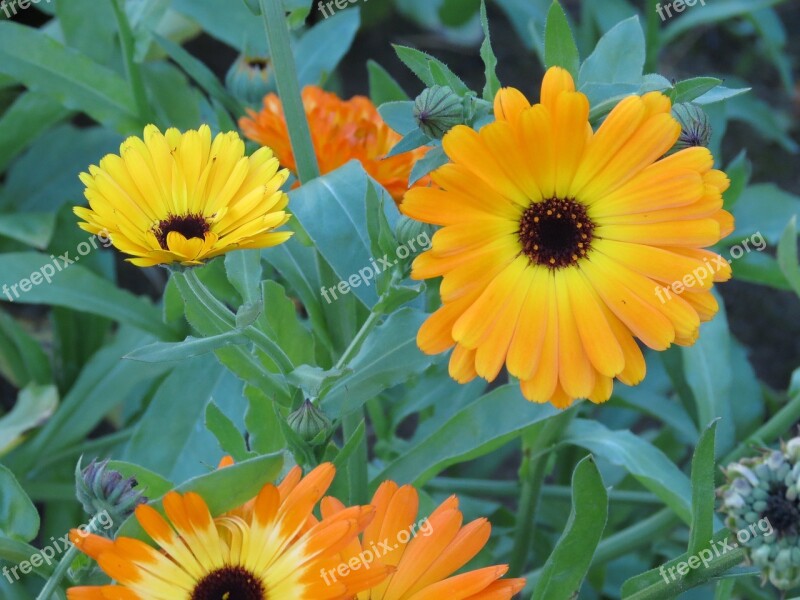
[321,481,526,599]
[240,85,428,203]
[74,124,293,267]
[67,464,389,600]
[401,66,735,409]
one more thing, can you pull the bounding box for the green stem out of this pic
[110,0,151,126]
[177,269,295,375]
[36,514,102,600]
[258,0,320,183]
[335,310,382,371]
[723,390,800,464]
[508,408,576,576]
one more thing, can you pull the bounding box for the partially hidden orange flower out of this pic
[240,85,428,203]
[321,481,526,599]
[67,464,388,600]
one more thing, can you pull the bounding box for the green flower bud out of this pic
[287,400,333,445]
[413,85,464,140]
[670,102,711,152]
[75,458,147,531]
[226,54,276,107]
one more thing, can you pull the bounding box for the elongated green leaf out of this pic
[288,161,400,308]
[0,22,139,130]
[0,537,55,580]
[777,216,800,298]
[374,384,558,486]
[244,386,284,454]
[393,45,469,96]
[0,212,56,249]
[255,281,315,366]
[671,77,722,104]
[663,0,786,43]
[479,0,501,101]
[544,1,580,80]
[0,92,70,173]
[532,456,608,600]
[565,419,693,524]
[206,402,251,461]
[731,184,799,245]
[296,9,360,87]
[578,16,644,87]
[368,60,409,105]
[225,249,263,306]
[106,460,174,500]
[0,253,174,339]
[171,0,265,53]
[0,384,58,456]
[0,464,39,542]
[117,452,284,541]
[124,331,249,363]
[689,421,718,556]
[322,309,436,416]
[0,310,51,388]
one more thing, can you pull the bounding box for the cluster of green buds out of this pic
[75,458,147,533]
[226,53,276,107]
[718,438,800,589]
[671,102,712,153]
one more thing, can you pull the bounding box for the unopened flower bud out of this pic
[395,216,435,261]
[287,400,332,444]
[76,458,147,530]
[226,54,276,106]
[414,85,464,140]
[671,102,711,152]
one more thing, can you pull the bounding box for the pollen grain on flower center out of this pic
[190,565,266,600]
[154,213,211,250]
[518,197,595,269]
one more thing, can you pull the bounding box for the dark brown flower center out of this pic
[154,214,210,250]
[762,484,800,538]
[518,198,595,269]
[191,566,266,600]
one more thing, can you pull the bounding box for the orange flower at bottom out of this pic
[240,86,429,203]
[321,481,526,599]
[67,464,388,600]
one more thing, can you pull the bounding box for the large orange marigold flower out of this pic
[240,86,428,203]
[321,481,526,599]
[67,464,388,600]
[401,66,734,409]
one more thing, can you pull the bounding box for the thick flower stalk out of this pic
[240,86,429,203]
[74,124,292,267]
[401,66,734,408]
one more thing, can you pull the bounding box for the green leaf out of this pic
[479,0,501,102]
[171,0,265,53]
[374,384,558,486]
[322,309,436,416]
[531,456,608,600]
[124,331,249,363]
[255,280,316,366]
[544,1,580,80]
[0,309,51,388]
[296,10,360,87]
[378,101,418,135]
[0,22,139,130]
[439,0,480,27]
[122,355,229,481]
[723,150,751,209]
[206,402,252,461]
[244,385,285,454]
[368,60,409,104]
[0,212,56,249]
[578,16,645,87]
[0,537,55,580]
[693,85,750,106]
[731,183,799,244]
[565,419,693,524]
[392,45,469,96]
[671,77,723,104]
[0,253,175,340]
[688,420,718,556]
[288,161,400,308]
[152,33,244,119]
[117,452,284,541]
[225,249,263,306]
[0,384,58,456]
[0,91,70,173]
[0,464,39,542]
[681,300,735,455]
[410,145,448,185]
[777,216,800,299]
